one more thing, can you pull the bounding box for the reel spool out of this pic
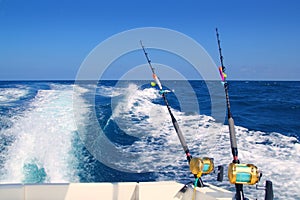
[202,157,214,174]
[189,157,214,177]
[228,163,260,185]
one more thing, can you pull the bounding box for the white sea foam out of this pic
[0,84,88,183]
[111,84,165,138]
[0,88,29,104]
[96,85,124,97]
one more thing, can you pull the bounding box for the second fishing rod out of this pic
[216,28,273,200]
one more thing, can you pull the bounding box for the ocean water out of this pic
[0,80,299,200]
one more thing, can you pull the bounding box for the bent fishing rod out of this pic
[140,41,214,188]
[216,28,273,200]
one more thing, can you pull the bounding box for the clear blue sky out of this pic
[0,0,299,80]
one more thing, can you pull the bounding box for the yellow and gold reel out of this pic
[228,163,260,185]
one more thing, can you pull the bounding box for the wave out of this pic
[0,88,29,105]
[0,82,299,199]
[0,84,88,183]
[98,82,300,199]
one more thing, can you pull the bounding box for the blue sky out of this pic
[0,0,299,80]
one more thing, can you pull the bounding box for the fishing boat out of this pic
[0,30,274,200]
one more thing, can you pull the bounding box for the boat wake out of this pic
[0,82,299,199]
[0,84,81,183]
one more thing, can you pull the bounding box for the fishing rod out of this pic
[216,28,273,200]
[216,27,245,200]
[140,41,214,188]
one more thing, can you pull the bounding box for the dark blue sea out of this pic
[0,80,299,200]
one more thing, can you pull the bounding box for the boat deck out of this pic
[0,181,234,200]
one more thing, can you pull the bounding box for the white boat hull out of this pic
[0,181,234,200]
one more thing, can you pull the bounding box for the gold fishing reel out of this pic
[228,163,261,185]
[189,157,214,177]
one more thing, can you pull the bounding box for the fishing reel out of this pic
[189,157,225,188]
[228,163,260,185]
[189,157,214,177]
[228,163,274,200]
